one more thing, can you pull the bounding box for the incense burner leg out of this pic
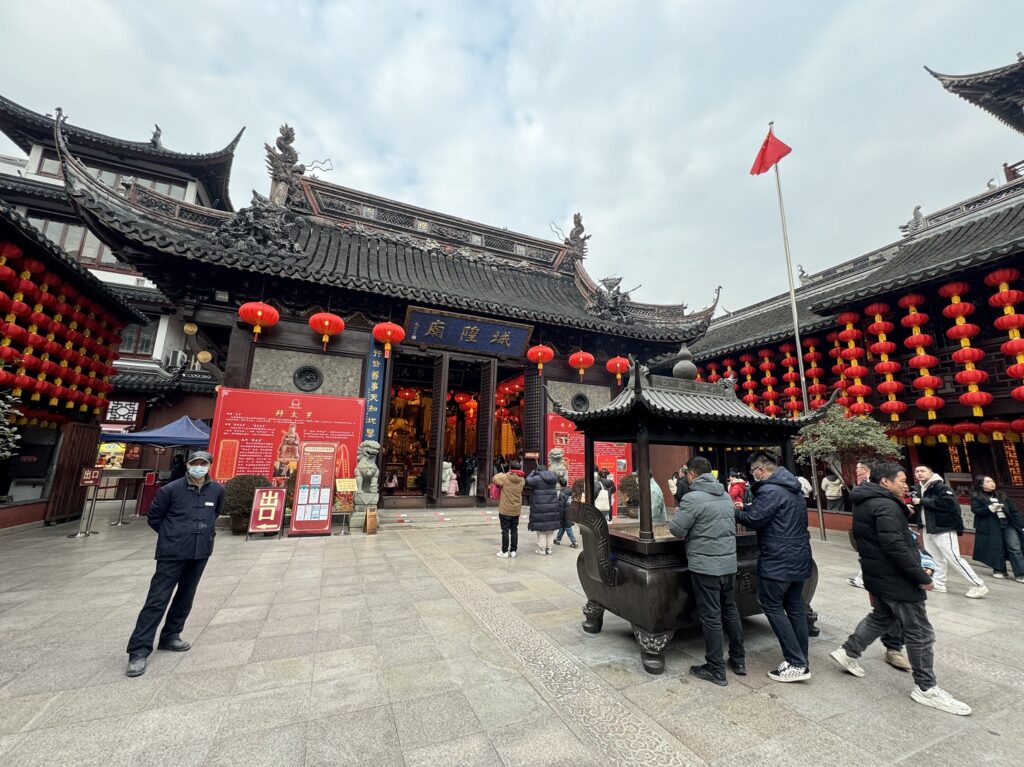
[581,600,605,634]
[633,625,675,675]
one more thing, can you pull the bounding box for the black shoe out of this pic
[689,664,727,687]
[126,655,147,677]
[570,543,578,548]
[553,540,561,545]
[157,637,191,652]
[727,657,747,676]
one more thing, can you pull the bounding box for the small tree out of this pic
[0,392,21,461]
[793,407,903,487]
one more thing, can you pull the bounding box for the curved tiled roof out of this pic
[0,94,243,210]
[0,200,145,323]
[927,58,1024,136]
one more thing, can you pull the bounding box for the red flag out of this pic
[750,128,792,175]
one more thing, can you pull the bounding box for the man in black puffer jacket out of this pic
[736,452,812,683]
[829,462,971,717]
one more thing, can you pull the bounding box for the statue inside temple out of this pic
[273,424,300,477]
[548,447,569,488]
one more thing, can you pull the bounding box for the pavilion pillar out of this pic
[781,438,796,473]
[584,432,595,505]
[636,420,653,541]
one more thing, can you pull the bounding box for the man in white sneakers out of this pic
[830,462,971,716]
[912,465,988,599]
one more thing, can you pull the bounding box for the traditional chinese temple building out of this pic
[50,114,714,508]
[692,55,1024,508]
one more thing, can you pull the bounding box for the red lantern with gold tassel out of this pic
[837,312,873,416]
[568,350,594,380]
[898,293,944,419]
[938,281,992,416]
[864,302,906,420]
[778,343,803,417]
[738,353,759,410]
[757,349,781,417]
[526,344,554,374]
[372,321,405,359]
[238,301,279,341]
[308,312,345,351]
[605,356,629,385]
[985,268,1024,402]
[801,337,828,408]
[721,358,738,390]
[705,361,721,383]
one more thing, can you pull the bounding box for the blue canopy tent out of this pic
[101,416,210,446]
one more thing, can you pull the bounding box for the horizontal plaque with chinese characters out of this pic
[403,307,532,357]
[247,487,286,534]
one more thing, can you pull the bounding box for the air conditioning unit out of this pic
[168,350,188,369]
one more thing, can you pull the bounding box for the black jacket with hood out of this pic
[735,467,812,581]
[852,482,932,602]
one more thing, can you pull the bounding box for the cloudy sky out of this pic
[2,1,1022,314]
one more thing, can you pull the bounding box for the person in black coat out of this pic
[125,450,224,677]
[736,452,812,682]
[527,465,561,555]
[830,462,972,717]
[970,475,1024,581]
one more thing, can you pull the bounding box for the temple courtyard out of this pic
[1,509,1022,767]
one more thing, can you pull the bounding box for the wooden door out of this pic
[425,353,449,503]
[475,358,497,503]
[45,421,102,523]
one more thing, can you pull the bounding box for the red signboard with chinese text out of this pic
[546,414,633,514]
[247,487,286,534]
[79,467,102,487]
[289,442,337,536]
[208,388,365,484]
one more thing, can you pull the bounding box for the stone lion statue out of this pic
[355,440,381,495]
[547,447,569,488]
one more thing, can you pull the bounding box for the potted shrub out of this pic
[224,474,269,534]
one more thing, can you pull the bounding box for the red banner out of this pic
[289,442,337,536]
[546,414,633,512]
[209,388,365,484]
[248,487,286,534]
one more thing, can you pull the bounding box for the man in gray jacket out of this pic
[669,456,745,686]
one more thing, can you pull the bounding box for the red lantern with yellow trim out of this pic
[526,344,554,374]
[568,350,595,380]
[986,268,1024,403]
[308,312,345,351]
[238,301,279,341]
[605,356,629,385]
[372,321,405,358]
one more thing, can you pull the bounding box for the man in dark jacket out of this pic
[830,462,971,716]
[912,465,987,598]
[527,465,561,555]
[126,450,224,677]
[669,456,745,686]
[736,452,812,682]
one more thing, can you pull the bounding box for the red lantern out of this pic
[905,425,928,444]
[706,361,721,383]
[605,356,629,385]
[568,350,595,380]
[308,312,345,351]
[987,268,1024,404]
[928,423,953,443]
[238,301,279,340]
[738,353,759,411]
[981,420,1012,441]
[526,344,554,373]
[863,303,904,421]
[953,422,981,442]
[899,294,943,419]
[372,321,405,358]
[837,312,872,416]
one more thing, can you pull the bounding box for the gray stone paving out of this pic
[1,506,1023,766]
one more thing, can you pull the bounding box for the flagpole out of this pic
[769,122,827,542]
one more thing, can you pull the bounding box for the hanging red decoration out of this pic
[905,425,928,444]
[396,387,418,401]
[526,344,554,374]
[827,332,852,409]
[372,321,405,358]
[899,293,944,419]
[837,311,872,416]
[952,422,981,443]
[605,356,630,385]
[864,303,906,420]
[738,353,759,410]
[238,301,279,341]
[985,268,1024,402]
[568,350,595,380]
[721,358,737,389]
[927,423,953,443]
[757,349,781,417]
[801,338,828,408]
[981,420,1012,441]
[308,312,345,351]
[704,361,720,383]
[777,343,803,417]
[938,281,991,416]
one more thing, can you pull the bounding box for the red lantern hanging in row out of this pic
[721,358,737,388]
[801,338,828,409]
[705,361,720,383]
[938,281,992,417]
[738,353,759,410]
[605,356,629,385]
[985,267,1024,402]
[837,312,873,417]
[308,312,344,351]
[526,344,554,374]
[898,293,944,420]
[864,303,907,421]
[757,349,781,417]
[568,350,595,380]
[778,343,803,417]
[372,321,405,359]
[953,421,981,443]
[827,332,852,410]
[238,301,279,341]
[982,419,1012,441]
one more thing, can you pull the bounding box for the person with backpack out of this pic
[594,468,615,521]
[493,459,525,558]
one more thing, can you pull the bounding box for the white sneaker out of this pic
[829,648,865,678]
[910,685,972,716]
[545,547,552,555]
[509,550,517,558]
[992,572,1007,579]
[1015,576,1024,583]
[534,548,546,555]
[496,550,509,558]
[965,585,989,599]
[768,662,811,682]
[931,584,947,593]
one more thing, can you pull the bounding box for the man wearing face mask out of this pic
[126,450,224,677]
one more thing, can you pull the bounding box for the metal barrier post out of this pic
[109,478,133,526]
[68,485,100,538]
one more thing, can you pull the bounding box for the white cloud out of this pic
[2,0,1022,314]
